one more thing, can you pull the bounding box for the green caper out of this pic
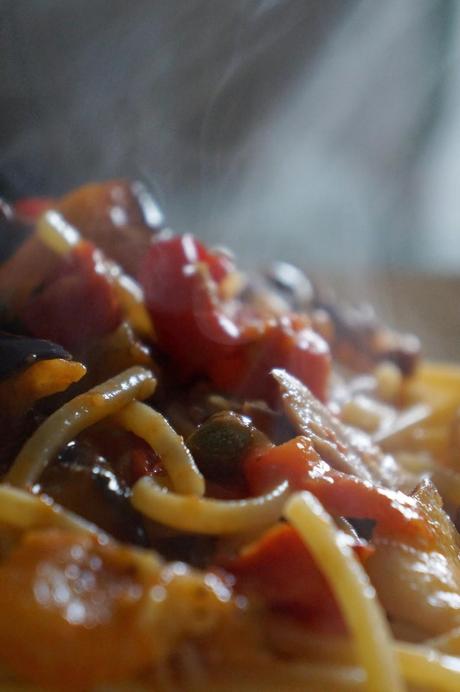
[187,411,268,482]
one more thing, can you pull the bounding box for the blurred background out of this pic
[1,1,460,283]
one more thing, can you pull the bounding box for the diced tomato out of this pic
[23,242,121,350]
[223,523,370,633]
[140,234,245,377]
[14,197,54,222]
[209,314,330,402]
[244,437,320,489]
[130,445,163,484]
[139,234,229,312]
[244,437,431,542]
[139,233,330,400]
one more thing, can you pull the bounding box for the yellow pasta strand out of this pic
[6,366,156,488]
[267,617,460,692]
[113,401,204,496]
[427,626,460,655]
[202,662,364,691]
[285,491,405,692]
[37,209,81,253]
[105,262,156,339]
[0,485,99,535]
[396,642,460,692]
[132,476,289,534]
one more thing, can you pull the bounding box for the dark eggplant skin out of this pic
[264,261,420,375]
[38,439,148,547]
[0,331,71,380]
[264,261,314,311]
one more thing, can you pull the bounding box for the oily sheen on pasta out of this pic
[0,179,460,691]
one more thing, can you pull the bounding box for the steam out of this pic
[198,0,446,270]
[0,0,454,275]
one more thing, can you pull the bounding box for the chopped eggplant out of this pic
[0,332,71,380]
[314,298,420,375]
[264,261,420,375]
[38,440,147,546]
[0,339,84,473]
[264,261,314,310]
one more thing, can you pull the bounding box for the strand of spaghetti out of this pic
[266,617,460,692]
[427,626,460,655]
[396,642,460,692]
[203,657,364,692]
[284,491,405,692]
[266,618,354,663]
[112,401,204,496]
[131,476,289,534]
[0,485,99,535]
[6,366,156,488]
[36,209,81,253]
[163,638,364,691]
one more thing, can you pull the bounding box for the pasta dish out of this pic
[0,180,459,691]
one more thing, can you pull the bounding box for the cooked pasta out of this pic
[113,401,205,496]
[285,491,404,692]
[6,366,156,488]
[0,485,99,535]
[0,179,459,691]
[132,475,289,534]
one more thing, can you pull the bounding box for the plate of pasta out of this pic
[0,180,459,691]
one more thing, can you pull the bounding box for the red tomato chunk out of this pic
[23,243,121,350]
[139,233,330,401]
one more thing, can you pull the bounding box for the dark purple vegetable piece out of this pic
[264,261,420,376]
[264,261,314,310]
[314,298,420,375]
[38,440,148,546]
[0,331,71,380]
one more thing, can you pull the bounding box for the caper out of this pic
[187,411,268,482]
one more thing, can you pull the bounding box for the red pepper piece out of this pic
[209,314,330,402]
[130,446,163,484]
[223,523,370,633]
[245,437,431,542]
[23,242,121,350]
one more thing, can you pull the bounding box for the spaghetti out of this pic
[285,491,404,692]
[0,485,99,535]
[6,366,156,488]
[113,401,205,496]
[0,179,459,691]
[131,475,289,534]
